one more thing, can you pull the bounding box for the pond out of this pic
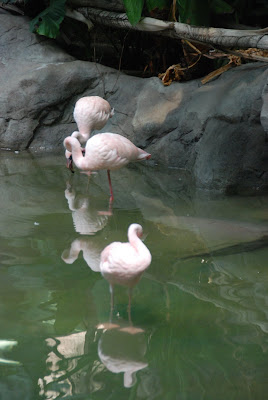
[0,150,268,400]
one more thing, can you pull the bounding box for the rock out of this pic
[261,77,268,136]
[67,0,125,12]
[0,12,268,193]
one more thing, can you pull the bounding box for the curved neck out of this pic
[71,143,87,170]
[128,229,146,253]
[72,130,90,145]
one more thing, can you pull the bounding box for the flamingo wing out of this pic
[86,133,148,171]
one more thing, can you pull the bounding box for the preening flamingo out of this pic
[73,96,114,143]
[66,96,114,170]
[99,224,152,320]
[63,133,151,202]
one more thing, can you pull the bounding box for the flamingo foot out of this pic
[80,171,92,176]
[97,196,113,216]
[98,210,113,216]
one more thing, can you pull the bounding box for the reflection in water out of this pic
[39,332,88,399]
[134,192,268,258]
[1,152,268,400]
[97,322,148,388]
[65,181,110,235]
[0,340,20,366]
[61,237,102,272]
[169,248,268,336]
[39,321,148,398]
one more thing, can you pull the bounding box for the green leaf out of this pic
[123,0,144,25]
[210,0,233,14]
[146,0,170,12]
[29,0,66,39]
[177,0,210,26]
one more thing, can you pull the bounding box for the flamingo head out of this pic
[64,136,71,151]
[63,136,86,173]
[64,136,77,173]
[66,155,75,173]
[129,223,143,239]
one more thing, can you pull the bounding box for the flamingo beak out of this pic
[67,156,75,173]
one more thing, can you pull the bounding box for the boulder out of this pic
[261,78,268,136]
[0,11,268,193]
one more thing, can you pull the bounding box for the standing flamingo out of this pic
[63,133,151,202]
[66,96,114,170]
[99,224,152,321]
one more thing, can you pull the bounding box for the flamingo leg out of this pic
[127,288,133,326]
[107,170,114,203]
[97,196,113,216]
[109,284,114,322]
[86,174,91,191]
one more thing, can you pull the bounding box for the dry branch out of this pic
[77,7,268,51]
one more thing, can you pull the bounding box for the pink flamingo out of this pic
[73,96,114,143]
[66,96,114,170]
[99,224,152,321]
[63,133,151,202]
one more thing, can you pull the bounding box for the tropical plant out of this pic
[0,0,267,38]
[122,0,267,27]
[1,0,66,39]
[29,0,66,38]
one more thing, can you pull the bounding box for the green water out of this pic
[0,151,268,400]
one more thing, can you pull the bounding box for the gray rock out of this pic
[0,12,268,193]
[261,77,268,135]
[67,0,125,11]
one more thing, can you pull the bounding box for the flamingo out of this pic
[63,133,151,202]
[99,224,152,321]
[66,96,114,171]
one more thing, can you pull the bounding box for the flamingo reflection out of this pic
[61,237,102,272]
[40,322,148,397]
[65,181,111,235]
[97,321,148,388]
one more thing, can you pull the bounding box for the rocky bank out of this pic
[1,10,268,193]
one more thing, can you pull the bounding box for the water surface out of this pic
[0,151,268,400]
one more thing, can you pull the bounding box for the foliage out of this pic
[1,0,267,39]
[29,0,66,38]
[122,0,171,25]
[122,0,234,26]
[177,0,211,25]
[122,0,267,27]
[122,0,144,25]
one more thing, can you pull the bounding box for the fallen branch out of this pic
[77,7,268,51]
[65,7,94,30]
[201,55,241,84]
[0,1,24,14]
[172,22,268,50]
